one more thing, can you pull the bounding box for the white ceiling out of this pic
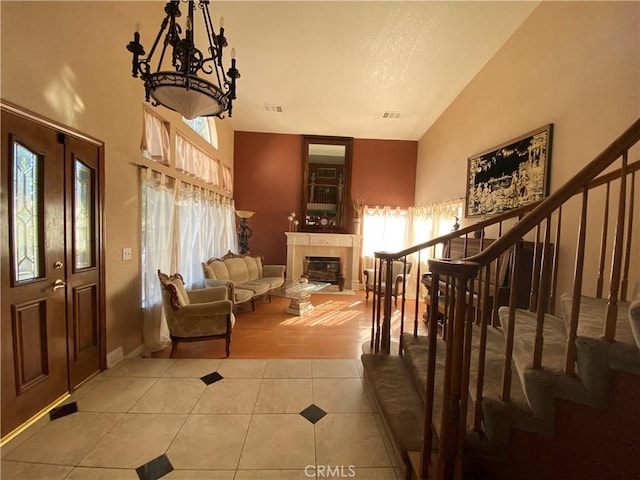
[152,1,539,140]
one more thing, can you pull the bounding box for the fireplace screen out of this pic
[304,256,341,284]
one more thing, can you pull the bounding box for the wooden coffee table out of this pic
[270,281,329,315]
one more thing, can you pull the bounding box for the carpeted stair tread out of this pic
[402,334,442,404]
[499,308,568,371]
[499,307,596,420]
[361,353,428,457]
[401,332,544,455]
[560,293,635,346]
[559,293,640,380]
[465,324,552,449]
[468,325,528,407]
[402,334,446,441]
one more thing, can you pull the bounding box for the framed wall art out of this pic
[465,124,553,217]
[316,167,337,179]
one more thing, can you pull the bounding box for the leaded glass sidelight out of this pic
[74,160,94,269]
[12,142,43,282]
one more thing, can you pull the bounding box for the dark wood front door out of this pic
[64,135,102,389]
[1,108,104,438]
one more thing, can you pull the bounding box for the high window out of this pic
[183,117,218,149]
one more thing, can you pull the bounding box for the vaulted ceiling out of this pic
[210,1,539,140]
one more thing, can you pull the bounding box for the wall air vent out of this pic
[381,111,402,119]
[263,104,284,113]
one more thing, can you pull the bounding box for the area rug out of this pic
[314,285,357,295]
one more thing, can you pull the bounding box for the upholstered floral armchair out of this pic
[363,261,413,306]
[157,270,234,358]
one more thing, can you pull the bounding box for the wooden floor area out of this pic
[152,290,428,359]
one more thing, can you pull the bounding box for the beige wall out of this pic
[1,1,235,356]
[415,2,639,301]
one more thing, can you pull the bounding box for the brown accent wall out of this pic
[352,139,418,208]
[234,133,418,264]
[233,132,302,265]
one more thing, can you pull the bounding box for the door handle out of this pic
[52,279,66,291]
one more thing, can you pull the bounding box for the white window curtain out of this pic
[361,206,411,271]
[219,197,238,255]
[222,165,233,193]
[141,109,170,164]
[140,169,175,352]
[403,198,464,299]
[176,184,238,290]
[176,184,206,290]
[141,171,237,352]
[407,198,464,256]
[175,133,221,187]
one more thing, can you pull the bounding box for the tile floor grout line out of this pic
[311,369,319,480]
[58,410,126,472]
[77,368,168,474]
[232,372,263,475]
[3,359,399,480]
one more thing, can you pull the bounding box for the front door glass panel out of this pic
[74,159,94,269]
[12,142,43,282]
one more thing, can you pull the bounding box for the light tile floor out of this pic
[1,359,400,480]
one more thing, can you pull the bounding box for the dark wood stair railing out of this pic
[368,118,640,479]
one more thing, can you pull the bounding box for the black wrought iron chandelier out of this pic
[127,0,240,120]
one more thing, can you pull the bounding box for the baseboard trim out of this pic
[126,344,145,359]
[107,344,146,368]
[106,346,124,368]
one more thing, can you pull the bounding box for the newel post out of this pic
[428,258,479,480]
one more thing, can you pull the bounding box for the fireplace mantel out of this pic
[285,232,361,290]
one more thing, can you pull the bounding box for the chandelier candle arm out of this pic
[126,0,240,120]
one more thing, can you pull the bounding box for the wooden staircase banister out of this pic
[365,119,640,480]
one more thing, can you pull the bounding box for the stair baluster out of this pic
[529,223,542,312]
[596,182,610,298]
[566,188,589,375]
[533,216,553,368]
[604,151,628,341]
[473,265,492,432]
[549,205,562,315]
[621,170,635,301]
[501,242,522,400]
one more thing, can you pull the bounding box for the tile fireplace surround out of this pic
[285,232,361,290]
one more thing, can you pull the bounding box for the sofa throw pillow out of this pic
[166,278,189,306]
[158,271,189,307]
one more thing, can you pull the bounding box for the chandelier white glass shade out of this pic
[127,0,240,120]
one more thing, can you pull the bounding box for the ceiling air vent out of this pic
[263,104,284,113]
[381,111,402,119]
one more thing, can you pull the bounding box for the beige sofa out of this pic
[202,251,286,310]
